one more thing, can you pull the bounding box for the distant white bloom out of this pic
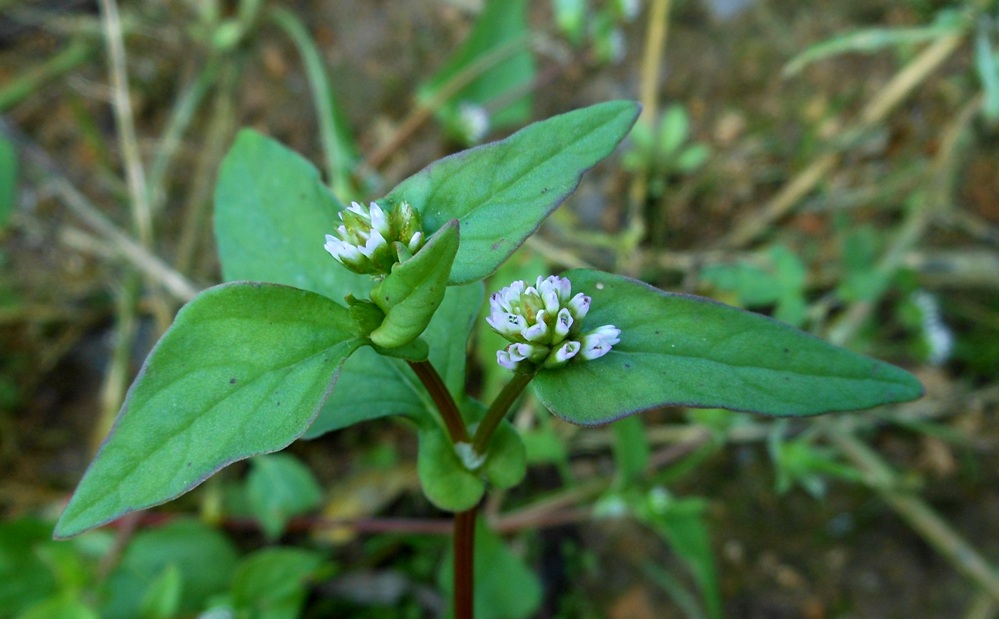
[456,102,490,143]
[324,201,425,276]
[912,290,953,366]
[487,275,620,372]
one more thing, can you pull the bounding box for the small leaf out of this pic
[481,420,526,489]
[247,454,324,539]
[369,220,459,348]
[306,282,483,437]
[0,135,16,230]
[417,425,484,512]
[533,269,924,425]
[55,283,364,538]
[101,520,238,619]
[230,547,324,619]
[386,100,640,284]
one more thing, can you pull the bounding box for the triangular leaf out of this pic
[533,270,923,425]
[55,283,364,538]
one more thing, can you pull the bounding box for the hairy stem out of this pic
[472,372,535,454]
[408,360,469,444]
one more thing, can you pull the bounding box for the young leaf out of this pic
[369,220,459,348]
[55,283,364,538]
[385,100,640,284]
[306,282,483,437]
[247,454,324,539]
[417,425,485,512]
[533,269,924,425]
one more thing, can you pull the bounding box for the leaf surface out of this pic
[55,283,363,537]
[533,270,924,425]
[385,100,640,284]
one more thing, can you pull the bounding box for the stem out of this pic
[407,360,469,444]
[472,372,534,454]
[453,509,477,619]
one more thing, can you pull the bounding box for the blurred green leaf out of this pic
[440,520,542,619]
[534,269,924,425]
[975,24,999,122]
[553,0,587,45]
[102,520,238,619]
[658,105,690,156]
[55,284,364,538]
[0,519,58,616]
[612,415,650,484]
[248,454,324,539]
[421,0,535,138]
[0,135,15,230]
[15,594,98,619]
[386,100,640,284]
[639,491,721,619]
[138,565,181,619]
[782,11,964,77]
[230,547,324,619]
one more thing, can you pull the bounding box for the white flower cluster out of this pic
[324,201,424,276]
[487,275,620,371]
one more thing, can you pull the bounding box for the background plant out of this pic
[1,0,998,617]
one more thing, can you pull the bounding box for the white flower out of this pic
[324,201,425,276]
[457,102,490,143]
[487,275,620,372]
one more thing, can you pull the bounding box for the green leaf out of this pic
[481,419,527,489]
[16,595,98,619]
[138,565,181,619]
[0,519,58,616]
[55,283,364,538]
[214,128,371,301]
[230,547,324,619]
[611,415,649,484]
[439,519,542,619]
[533,269,924,425]
[0,134,16,230]
[101,520,238,619]
[417,425,484,512]
[247,454,324,539]
[369,220,459,348]
[306,282,483,437]
[420,0,534,135]
[639,492,721,619]
[386,100,640,284]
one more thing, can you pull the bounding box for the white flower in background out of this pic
[324,201,425,276]
[912,290,953,366]
[456,102,490,144]
[487,275,620,372]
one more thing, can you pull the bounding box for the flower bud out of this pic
[324,201,426,276]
